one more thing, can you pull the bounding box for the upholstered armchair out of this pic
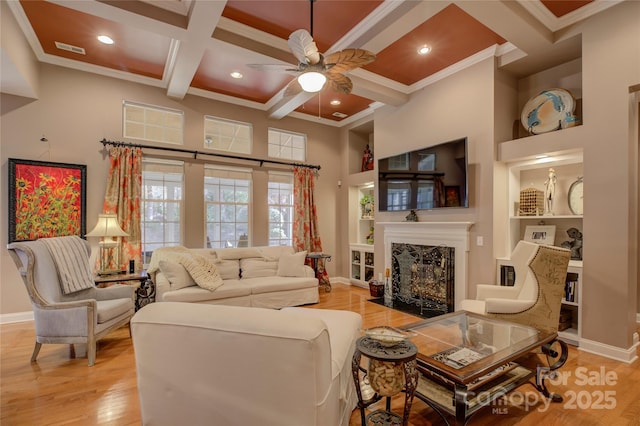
[7,238,135,366]
[460,241,571,334]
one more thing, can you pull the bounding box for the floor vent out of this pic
[55,41,86,55]
[332,112,348,118]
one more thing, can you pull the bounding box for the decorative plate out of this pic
[521,88,576,135]
[363,326,416,347]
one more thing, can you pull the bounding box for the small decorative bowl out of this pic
[363,326,416,347]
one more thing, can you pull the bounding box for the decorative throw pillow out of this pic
[176,253,224,291]
[276,251,308,277]
[158,260,196,290]
[214,259,241,280]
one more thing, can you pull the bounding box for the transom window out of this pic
[267,172,294,246]
[204,116,252,154]
[141,159,184,264]
[123,101,183,145]
[268,128,306,161]
[204,165,252,249]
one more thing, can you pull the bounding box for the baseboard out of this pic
[579,335,639,364]
[0,311,34,324]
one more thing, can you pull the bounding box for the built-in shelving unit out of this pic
[496,52,585,346]
[350,244,374,287]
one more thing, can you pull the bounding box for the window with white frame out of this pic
[123,101,184,145]
[204,116,252,154]
[141,159,184,264]
[267,172,294,246]
[204,165,252,249]
[268,128,306,161]
[387,180,411,211]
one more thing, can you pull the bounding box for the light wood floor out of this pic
[1,283,639,425]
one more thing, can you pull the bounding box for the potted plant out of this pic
[360,194,374,218]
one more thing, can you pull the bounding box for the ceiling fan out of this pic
[248,0,376,96]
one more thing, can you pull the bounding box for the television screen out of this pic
[378,137,468,211]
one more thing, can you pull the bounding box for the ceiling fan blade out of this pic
[288,29,321,65]
[326,73,353,95]
[283,77,304,97]
[324,49,376,74]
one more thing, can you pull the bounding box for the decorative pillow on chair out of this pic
[277,251,308,277]
[158,260,196,290]
[176,253,224,291]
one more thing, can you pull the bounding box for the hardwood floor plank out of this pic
[1,283,638,425]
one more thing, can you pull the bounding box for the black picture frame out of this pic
[8,158,87,243]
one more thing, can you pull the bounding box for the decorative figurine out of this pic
[405,210,418,222]
[561,227,583,260]
[361,144,374,172]
[544,168,557,215]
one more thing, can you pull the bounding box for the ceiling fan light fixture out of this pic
[330,99,341,106]
[230,71,243,79]
[298,71,326,93]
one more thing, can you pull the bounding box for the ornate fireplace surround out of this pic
[378,222,474,313]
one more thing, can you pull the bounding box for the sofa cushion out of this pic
[244,276,318,294]
[240,258,278,278]
[215,247,262,260]
[214,259,240,280]
[162,280,250,303]
[159,260,196,290]
[177,254,224,292]
[277,251,308,277]
[96,298,134,324]
[257,246,295,260]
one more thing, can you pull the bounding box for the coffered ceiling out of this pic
[3,0,623,126]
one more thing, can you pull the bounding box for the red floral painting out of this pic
[9,159,86,242]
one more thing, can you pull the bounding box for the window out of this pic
[268,172,294,246]
[268,128,306,161]
[204,116,252,154]
[123,101,184,145]
[388,153,409,170]
[416,181,435,209]
[141,159,184,264]
[204,166,252,249]
[387,180,411,210]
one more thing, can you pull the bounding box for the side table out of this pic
[351,336,418,426]
[95,270,155,311]
[306,252,332,292]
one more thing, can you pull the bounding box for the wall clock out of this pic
[568,177,583,215]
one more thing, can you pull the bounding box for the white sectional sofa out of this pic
[132,302,362,426]
[147,245,319,309]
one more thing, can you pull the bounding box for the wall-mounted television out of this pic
[378,137,468,211]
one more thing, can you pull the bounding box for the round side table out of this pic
[351,336,418,426]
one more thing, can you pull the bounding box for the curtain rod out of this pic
[99,139,321,170]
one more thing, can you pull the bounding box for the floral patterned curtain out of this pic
[434,176,445,207]
[100,147,142,271]
[292,167,329,287]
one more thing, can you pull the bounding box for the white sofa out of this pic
[147,246,319,309]
[131,302,362,426]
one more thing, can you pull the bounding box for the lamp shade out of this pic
[86,214,128,238]
[298,71,326,93]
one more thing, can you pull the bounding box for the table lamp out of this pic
[86,213,129,275]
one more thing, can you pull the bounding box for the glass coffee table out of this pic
[402,311,565,425]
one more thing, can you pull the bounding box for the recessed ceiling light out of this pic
[418,45,431,55]
[230,71,243,79]
[330,100,341,106]
[97,35,114,45]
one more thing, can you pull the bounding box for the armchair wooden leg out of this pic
[88,340,97,367]
[30,342,42,362]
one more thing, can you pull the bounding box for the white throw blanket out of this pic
[41,236,95,295]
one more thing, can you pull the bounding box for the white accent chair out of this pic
[460,241,570,334]
[131,302,362,426]
[7,239,135,366]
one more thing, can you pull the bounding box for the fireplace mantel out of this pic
[378,222,474,310]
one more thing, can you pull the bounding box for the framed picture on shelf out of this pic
[444,186,460,207]
[523,225,556,246]
[8,158,87,243]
